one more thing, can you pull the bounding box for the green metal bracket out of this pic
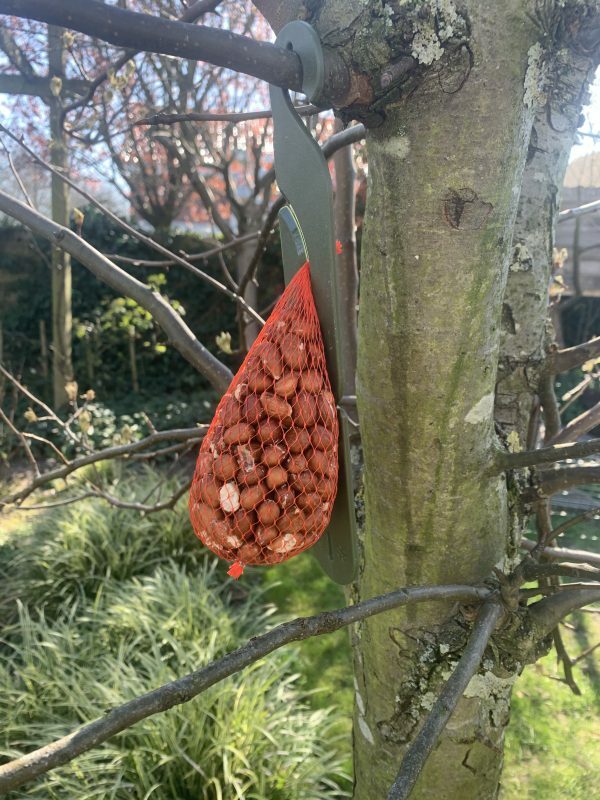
[269,22,358,585]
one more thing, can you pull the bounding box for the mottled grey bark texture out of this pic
[352,2,542,797]
[496,44,596,445]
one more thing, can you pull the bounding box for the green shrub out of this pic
[0,471,202,623]
[0,476,351,798]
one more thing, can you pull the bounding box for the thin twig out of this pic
[0,363,81,447]
[543,507,600,546]
[498,437,600,469]
[0,406,40,475]
[547,401,600,446]
[0,136,34,207]
[135,104,319,126]
[106,231,260,268]
[0,426,205,507]
[521,538,600,567]
[86,479,191,513]
[550,335,600,374]
[553,627,581,695]
[21,432,69,464]
[387,601,503,800]
[0,583,490,795]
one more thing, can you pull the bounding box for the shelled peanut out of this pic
[190,329,338,566]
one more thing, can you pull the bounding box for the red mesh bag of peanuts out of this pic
[189,261,338,579]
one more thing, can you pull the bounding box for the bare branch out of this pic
[535,464,600,496]
[0,426,205,507]
[0,363,80,447]
[550,335,600,373]
[106,231,260,268]
[0,583,489,795]
[0,407,39,475]
[0,137,33,207]
[558,197,600,222]
[0,191,233,391]
[85,479,191,513]
[521,561,600,582]
[498,437,600,469]
[521,538,600,567]
[544,507,600,546]
[0,0,310,93]
[528,587,600,637]
[135,104,320,126]
[387,601,503,800]
[552,627,581,695]
[547,401,600,445]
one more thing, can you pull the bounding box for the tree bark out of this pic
[48,25,74,409]
[496,45,595,445]
[353,3,541,797]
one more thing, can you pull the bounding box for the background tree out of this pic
[0,2,599,799]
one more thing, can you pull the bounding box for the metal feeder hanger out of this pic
[269,21,358,585]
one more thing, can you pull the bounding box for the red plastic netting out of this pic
[189,262,339,578]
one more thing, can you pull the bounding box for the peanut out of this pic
[316,476,336,500]
[236,444,255,473]
[223,422,255,445]
[285,427,311,454]
[193,502,224,530]
[308,448,335,476]
[256,526,279,546]
[247,359,272,392]
[213,452,237,481]
[238,541,261,562]
[291,470,317,493]
[257,499,280,526]
[231,509,255,536]
[257,419,281,444]
[266,465,288,490]
[299,369,322,393]
[236,464,266,486]
[310,424,336,451]
[195,451,213,474]
[277,508,305,534]
[240,483,266,510]
[274,484,295,510]
[258,341,283,379]
[292,392,318,427]
[242,393,264,424]
[281,333,307,369]
[198,475,221,508]
[269,532,300,554]
[317,391,337,425]
[287,452,308,473]
[297,492,321,511]
[233,382,248,401]
[260,392,292,421]
[274,372,298,398]
[219,482,241,514]
[219,395,241,425]
[263,444,286,466]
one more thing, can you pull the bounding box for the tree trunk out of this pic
[352,3,542,797]
[48,25,74,409]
